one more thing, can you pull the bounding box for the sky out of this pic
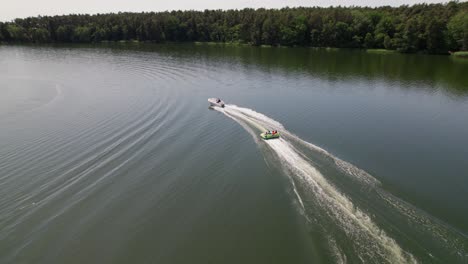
[1,0,453,21]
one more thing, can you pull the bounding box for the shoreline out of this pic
[1,40,457,56]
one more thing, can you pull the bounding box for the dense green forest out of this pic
[0,2,467,53]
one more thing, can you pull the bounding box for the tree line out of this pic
[0,2,467,54]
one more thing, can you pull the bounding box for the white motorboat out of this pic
[208,98,225,108]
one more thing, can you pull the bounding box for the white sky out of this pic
[1,0,453,22]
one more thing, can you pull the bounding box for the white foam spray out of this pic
[216,104,417,263]
[223,105,379,186]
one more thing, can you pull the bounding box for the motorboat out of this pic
[260,130,280,140]
[208,98,225,108]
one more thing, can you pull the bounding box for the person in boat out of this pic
[216,98,221,103]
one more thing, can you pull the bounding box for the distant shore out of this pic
[1,40,457,56]
[1,2,467,55]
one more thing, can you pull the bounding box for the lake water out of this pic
[1,43,467,263]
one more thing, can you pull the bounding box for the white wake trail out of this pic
[267,139,415,263]
[224,105,379,186]
[215,104,417,263]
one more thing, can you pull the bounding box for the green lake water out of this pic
[0,43,467,263]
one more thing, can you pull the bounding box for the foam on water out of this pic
[223,105,379,186]
[215,104,468,263]
[269,139,416,263]
[216,105,416,263]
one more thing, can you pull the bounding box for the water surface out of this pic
[0,43,467,263]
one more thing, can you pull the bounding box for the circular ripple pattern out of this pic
[1,44,467,264]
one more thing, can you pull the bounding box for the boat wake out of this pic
[215,104,468,263]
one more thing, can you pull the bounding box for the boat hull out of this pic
[208,98,225,108]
